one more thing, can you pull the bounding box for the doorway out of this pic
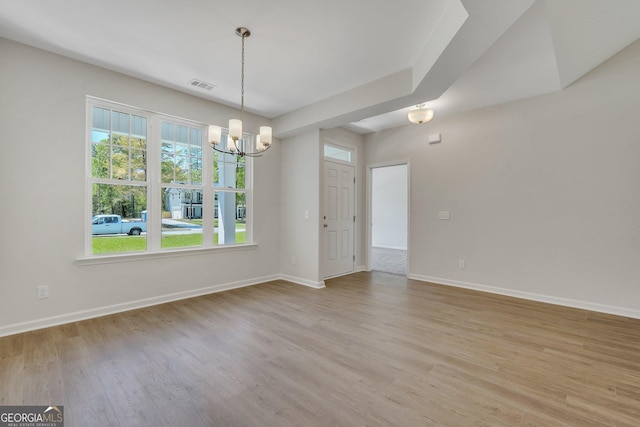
[370,164,408,275]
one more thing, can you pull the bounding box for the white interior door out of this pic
[323,161,355,278]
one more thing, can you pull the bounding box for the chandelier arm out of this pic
[211,145,228,155]
[242,150,266,158]
[211,142,270,158]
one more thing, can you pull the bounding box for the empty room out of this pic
[1,1,639,426]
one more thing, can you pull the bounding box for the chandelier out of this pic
[208,27,272,157]
[407,103,434,124]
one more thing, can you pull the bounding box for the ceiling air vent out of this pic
[188,79,216,91]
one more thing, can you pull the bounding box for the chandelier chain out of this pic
[240,30,245,123]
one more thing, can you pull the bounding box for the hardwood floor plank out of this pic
[50,322,80,342]
[0,272,639,426]
[0,333,23,359]
[0,354,23,405]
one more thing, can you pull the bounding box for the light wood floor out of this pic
[1,272,639,426]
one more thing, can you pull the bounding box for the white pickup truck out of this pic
[92,214,146,235]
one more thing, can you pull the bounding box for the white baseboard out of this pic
[408,274,640,320]
[356,265,368,272]
[0,274,293,338]
[8,271,636,338]
[279,274,326,289]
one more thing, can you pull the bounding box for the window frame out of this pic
[323,142,354,164]
[83,97,254,260]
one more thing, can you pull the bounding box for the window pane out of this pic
[111,146,129,180]
[190,131,202,185]
[161,188,203,249]
[235,160,245,189]
[131,136,146,150]
[214,191,246,244]
[161,121,202,185]
[131,115,147,141]
[190,156,202,184]
[216,162,234,188]
[92,184,147,254]
[161,153,174,183]
[215,160,244,188]
[93,107,111,131]
[176,125,188,143]
[175,156,189,182]
[130,149,146,181]
[92,141,110,179]
[176,142,189,156]
[91,108,147,184]
[190,128,202,148]
[162,122,173,140]
[91,110,111,179]
[212,153,220,186]
[92,130,109,144]
[112,134,129,147]
[112,111,130,134]
[324,144,353,162]
[211,134,245,189]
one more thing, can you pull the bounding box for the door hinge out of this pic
[354,177,356,184]
[353,254,355,261]
[353,215,356,222]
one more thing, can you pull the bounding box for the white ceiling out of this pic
[1,0,639,137]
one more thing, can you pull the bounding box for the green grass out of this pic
[161,233,203,249]
[92,231,246,254]
[92,235,147,254]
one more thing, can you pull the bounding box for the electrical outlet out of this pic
[291,256,296,265]
[458,259,465,269]
[37,285,49,299]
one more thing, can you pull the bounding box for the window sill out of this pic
[76,243,258,266]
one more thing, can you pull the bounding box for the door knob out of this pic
[323,224,328,228]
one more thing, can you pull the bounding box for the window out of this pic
[213,135,247,244]
[90,105,148,254]
[160,121,204,249]
[324,143,353,163]
[87,98,252,256]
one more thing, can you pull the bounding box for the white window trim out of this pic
[83,97,254,260]
[76,243,258,265]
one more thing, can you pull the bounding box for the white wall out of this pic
[279,130,323,287]
[364,39,640,318]
[371,165,408,249]
[0,38,281,335]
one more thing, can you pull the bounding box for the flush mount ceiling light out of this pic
[408,103,434,124]
[208,27,272,157]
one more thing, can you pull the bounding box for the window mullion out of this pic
[147,117,162,251]
[245,156,253,243]
[202,129,214,247]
